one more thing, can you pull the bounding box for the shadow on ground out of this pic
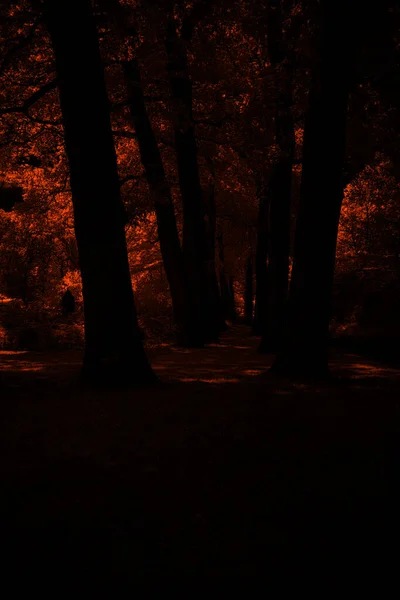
[1,326,399,578]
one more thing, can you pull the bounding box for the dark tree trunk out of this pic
[272,1,357,378]
[228,276,237,323]
[123,60,187,339]
[164,16,220,345]
[253,185,269,335]
[103,0,187,342]
[259,0,294,353]
[244,256,254,326]
[204,178,225,335]
[217,228,236,324]
[43,0,155,383]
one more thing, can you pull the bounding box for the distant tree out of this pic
[216,227,236,323]
[253,182,269,334]
[244,255,253,325]
[42,0,155,382]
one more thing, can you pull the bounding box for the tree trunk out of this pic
[253,185,269,335]
[102,0,187,342]
[217,228,235,324]
[204,179,225,335]
[228,276,237,323]
[122,60,187,339]
[244,256,254,326]
[272,1,357,378]
[43,0,155,383]
[259,0,294,353]
[165,16,219,345]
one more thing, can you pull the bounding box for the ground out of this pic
[0,326,399,579]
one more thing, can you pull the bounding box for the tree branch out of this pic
[0,79,58,117]
[112,129,137,139]
[120,174,143,186]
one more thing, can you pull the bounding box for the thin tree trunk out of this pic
[259,0,294,353]
[272,1,357,377]
[217,228,235,324]
[43,0,155,383]
[245,256,254,326]
[102,0,187,342]
[204,164,225,334]
[204,181,225,336]
[228,276,237,323]
[164,14,219,345]
[253,185,269,334]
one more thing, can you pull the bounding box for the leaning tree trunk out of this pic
[259,0,294,353]
[165,16,220,345]
[123,60,187,340]
[43,0,155,383]
[102,0,187,342]
[272,1,357,378]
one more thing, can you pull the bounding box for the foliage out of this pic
[0,1,399,348]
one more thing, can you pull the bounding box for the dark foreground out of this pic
[1,328,399,579]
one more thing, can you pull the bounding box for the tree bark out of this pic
[43,0,155,383]
[272,1,357,378]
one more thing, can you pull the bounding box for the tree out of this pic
[42,0,155,383]
[0,184,23,388]
[244,255,253,325]
[164,0,222,345]
[258,0,295,353]
[253,183,269,334]
[217,226,237,323]
[272,1,360,377]
[101,0,188,343]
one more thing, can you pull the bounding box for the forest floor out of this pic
[0,326,399,580]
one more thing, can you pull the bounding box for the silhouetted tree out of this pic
[245,255,253,325]
[217,227,236,323]
[102,0,188,343]
[272,1,360,377]
[164,1,222,345]
[0,185,23,388]
[253,183,269,334]
[204,159,226,333]
[257,0,295,353]
[42,0,155,382]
